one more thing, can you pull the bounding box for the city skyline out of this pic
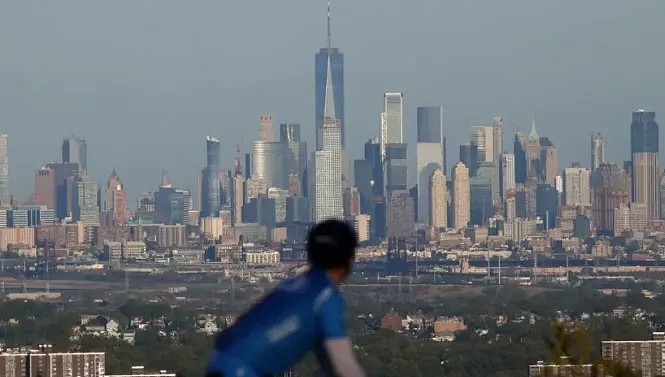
[1,1,664,200]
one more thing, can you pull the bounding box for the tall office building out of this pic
[491,116,503,166]
[416,106,444,224]
[525,121,541,179]
[631,110,660,220]
[500,153,516,200]
[386,190,415,238]
[430,168,447,228]
[385,143,408,193]
[540,137,559,187]
[591,162,630,234]
[72,175,100,225]
[104,169,127,226]
[514,132,527,184]
[46,162,80,220]
[471,126,494,163]
[315,2,344,150]
[591,132,604,171]
[62,135,87,173]
[459,143,479,177]
[258,114,274,142]
[314,52,344,223]
[201,136,221,217]
[452,162,470,230]
[280,123,308,196]
[383,93,404,143]
[231,154,245,225]
[154,185,192,225]
[563,167,591,206]
[314,125,343,222]
[0,134,8,206]
[252,140,286,189]
[33,167,56,210]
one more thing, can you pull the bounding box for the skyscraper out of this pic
[314,123,343,222]
[591,132,604,171]
[430,168,447,228]
[381,93,403,161]
[315,2,344,150]
[46,162,80,220]
[258,114,274,142]
[514,132,527,184]
[72,175,100,225]
[280,123,308,196]
[540,137,559,187]
[500,153,516,200]
[231,149,245,225]
[314,50,343,223]
[385,143,408,193]
[416,106,444,225]
[62,135,87,173]
[592,162,630,234]
[201,136,221,217]
[0,134,8,206]
[104,169,127,226]
[471,126,494,163]
[459,143,479,177]
[563,167,591,206]
[252,140,286,189]
[525,121,541,179]
[452,162,470,230]
[33,167,56,210]
[491,116,503,166]
[631,110,660,220]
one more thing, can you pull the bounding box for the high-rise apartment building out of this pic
[631,110,660,220]
[416,106,444,225]
[201,136,221,217]
[452,162,470,230]
[62,135,87,173]
[430,168,447,229]
[591,132,604,171]
[386,190,415,238]
[315,2,344,150]
[563,167,591,206]
[500,153,516,200]
[602,333,665,377]
[0,134,8,206]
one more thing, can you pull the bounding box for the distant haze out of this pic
[1,1,664,202]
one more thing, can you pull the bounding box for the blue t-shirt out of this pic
[208,268,346,376]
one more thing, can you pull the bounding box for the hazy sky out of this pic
[1,1,664,202]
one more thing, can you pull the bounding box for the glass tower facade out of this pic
[201,136,221,217]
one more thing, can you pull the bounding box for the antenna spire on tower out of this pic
[327,0,332,51]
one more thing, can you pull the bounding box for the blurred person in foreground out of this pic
[206,219,366,377]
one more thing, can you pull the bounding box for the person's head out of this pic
[307,220,358,284]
